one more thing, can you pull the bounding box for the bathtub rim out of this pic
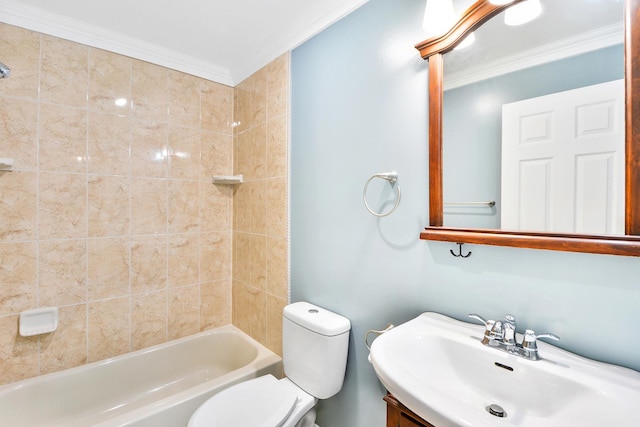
[0,324,283,426]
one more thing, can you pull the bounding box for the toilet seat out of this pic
[188,375,298,427]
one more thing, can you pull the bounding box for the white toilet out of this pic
[188,301,351,427]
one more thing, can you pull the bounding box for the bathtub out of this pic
[0,325,282,427]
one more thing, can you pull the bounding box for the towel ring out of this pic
[363,172,401,217]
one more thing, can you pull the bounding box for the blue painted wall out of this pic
[291,1,640,426]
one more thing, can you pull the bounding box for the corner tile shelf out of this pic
[211,175,243,185]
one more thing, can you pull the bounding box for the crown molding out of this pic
[0,0,369,86]
[228,0,370,84]
[0,0,234,85]
[444,23,623,91]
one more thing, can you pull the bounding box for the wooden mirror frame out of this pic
[415,0,640,257]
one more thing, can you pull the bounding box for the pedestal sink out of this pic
[369,313,640,427]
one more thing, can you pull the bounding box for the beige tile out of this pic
[0,315,39,385]
[131,235,167,294]
[0,171,37,241]
[201,80,232,134]
[200,231,231,283]
[233,232,251,283]
[266,237,288,298]
[233,70,266,135]
[250,234,267,291]
[88,175,129,237]
[235,124,266,181]
[200,183,231,232]
[168,126,201,180]
[266,177,288,238]
[229,54,290,352]
[87,237,130,301]
[38,239,87,307]
[0,98,38,171]
[266,295,287,356]
[168,71,200,128]
[131,178,167,235]
[250,180,267,235]
[40,35,89,108]
[168,233,199,287]
[250,124,267,180]
[266,53,289,119]
[232,181,251,232]
[267,116,288,178]
[132,290,167,350]
[131,121,168,178]
[232,280,251,334]
[89,48,132,115]
[0,242,37,315]
[88,297,131,362]
[0,22,267,381]
[201,132,232,180]
[0,23,40,101]
[249,287,266,343]
[88,112,131,176]
[38,172,86,239]
[39,104,88,173]
[168,180,199,233]
[201,280,229,330]
[132,60,168,122]
[168,285,199,340]
[233,133,250,178]
[40,304,87,374]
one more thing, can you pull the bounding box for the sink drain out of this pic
[486,404,507,418]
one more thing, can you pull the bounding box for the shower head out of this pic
[0,62,10,79]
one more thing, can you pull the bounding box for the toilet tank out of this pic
[282,302,351,400]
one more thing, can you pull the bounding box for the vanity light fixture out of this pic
[423,0,475,48]
[504,0,542,26]
[422,0,455,36]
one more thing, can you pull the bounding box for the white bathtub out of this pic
[0,325,282,427]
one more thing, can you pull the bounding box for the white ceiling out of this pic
[0,0,370,86]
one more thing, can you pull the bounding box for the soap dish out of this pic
[19,307,59,336]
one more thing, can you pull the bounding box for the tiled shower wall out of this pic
[232,54,289,355]
[0,22,237,385]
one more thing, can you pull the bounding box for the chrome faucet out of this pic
[468,313,559,361]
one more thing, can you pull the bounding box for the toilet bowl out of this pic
[188,375,316,427]
[188,302,350,427]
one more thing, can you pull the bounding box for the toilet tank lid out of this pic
[284,302,351,336]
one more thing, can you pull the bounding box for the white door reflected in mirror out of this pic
[501,79,625,234]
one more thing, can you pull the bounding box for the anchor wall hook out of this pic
[450,242,471,258]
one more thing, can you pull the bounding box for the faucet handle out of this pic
[469,314,497,345]
[522,330,560,350]
[535,333,560,341]
[468,313,490,326]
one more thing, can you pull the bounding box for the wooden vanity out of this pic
[384,394,436,427]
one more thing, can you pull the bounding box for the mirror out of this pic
[443,0,624,234]
[415,0,640,256]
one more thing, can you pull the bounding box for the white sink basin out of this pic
[370,313,640,427]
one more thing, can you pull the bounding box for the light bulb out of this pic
[504,0,542,26]
[423,0,456,36]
